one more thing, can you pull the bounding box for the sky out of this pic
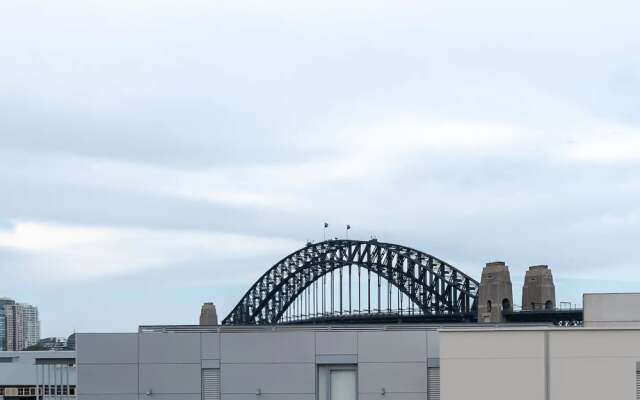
[0,0,639,337]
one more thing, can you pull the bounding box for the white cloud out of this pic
[0,221,300,284]
[562,131,640,164]
[4,113,639,217]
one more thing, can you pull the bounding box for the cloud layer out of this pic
[1,0,639,335]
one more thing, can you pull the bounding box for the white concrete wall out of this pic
[441,328,640,400]
[549,330,639,399]
[441,330,545,400]
[584,293,640,327]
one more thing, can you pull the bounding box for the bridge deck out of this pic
[502,309,583,324]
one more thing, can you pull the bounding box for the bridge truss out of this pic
[222,239,480,325]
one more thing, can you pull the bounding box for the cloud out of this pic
[0,221,300,285]
[0,0,639,335]
[562,130,640,164]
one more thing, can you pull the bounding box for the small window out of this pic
[501,298,511,311]
[487,300,492,312]
[545,300,553,310]
[531,302,536,310]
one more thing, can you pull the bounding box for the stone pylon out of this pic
[199,303,218,325]
[477,261,513,323]
[522,265,556,310]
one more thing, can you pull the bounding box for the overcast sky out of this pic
[1,0,639,337]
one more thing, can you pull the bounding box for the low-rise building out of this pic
[0,350,76,400]
[75,292,640,400]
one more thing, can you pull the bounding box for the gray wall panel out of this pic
[77,333,139,364]
[139,333,201,364]
[201,333,220,359]
[222,395,315,400]
[358,362,427,394]
[202,359,221,368]
[360,394,431,400]
[139,363,201,394]
[78,364,139,394]
[427,330,440,358]
[141,395,201,400]
[358,331,427,362]
[315,331,357,355]
[221,332,314,363]
[221,363,315,394]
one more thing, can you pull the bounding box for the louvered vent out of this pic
[636,369,640,400]
[202,368,221,400]
[427,367,440,400]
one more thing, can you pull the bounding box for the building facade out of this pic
[0,298,16,351]
[4,302,41,351]
[37,337,69,351]
[0,350,76,400]
[75,293,640,400]
[78,325,443,400]
[440,327,640,399]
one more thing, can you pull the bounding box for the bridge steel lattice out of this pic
[222,239,480,325]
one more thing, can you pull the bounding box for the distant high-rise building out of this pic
[4,302,40,351]
[0,297,16,351]
[199,302,218,325]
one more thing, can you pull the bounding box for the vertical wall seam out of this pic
[425,331,429,395]
[545,331,550,400]
[137,333,141,400]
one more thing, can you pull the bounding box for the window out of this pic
[545,300,553,310]
[487,300,492,312]
[318,365,357,400]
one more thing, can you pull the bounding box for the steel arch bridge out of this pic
[222,239,480,325]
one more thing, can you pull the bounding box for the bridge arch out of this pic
[222,239,479,325]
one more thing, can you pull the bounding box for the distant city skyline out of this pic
[1,299,40,351]
[1,0,639,336]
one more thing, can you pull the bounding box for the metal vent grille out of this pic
[202,368,221,400]
[636,369,640,400]
[427,367,440,400]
